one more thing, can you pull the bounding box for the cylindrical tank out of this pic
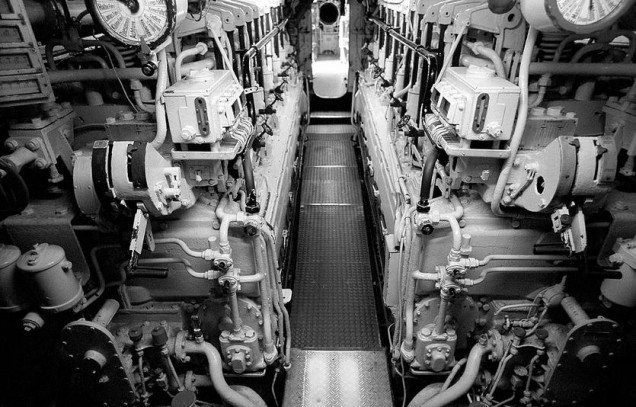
[17,243,83,313]
[601,262,636,307]
[0,244,31,312]
[601,236,636,307]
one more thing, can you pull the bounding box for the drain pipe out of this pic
[401,232,423,362]
[253,235,278,363]
[173,333,263,407]
[263,226,292,367]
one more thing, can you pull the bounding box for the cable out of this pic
[92,35,138,112]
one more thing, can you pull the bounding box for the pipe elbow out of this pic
[419,342,492,407]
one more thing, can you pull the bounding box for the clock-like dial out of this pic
[554,0,634,30]
[87,0,182,48]
[521,0,636,33]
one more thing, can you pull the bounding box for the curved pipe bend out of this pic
[182,340,263,407]
[412,341,493,407]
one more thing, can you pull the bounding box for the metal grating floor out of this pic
[291,125,381,350]
[300,167,362,205]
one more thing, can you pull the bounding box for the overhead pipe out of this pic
[48,68,157,83]
[528,62,636,76]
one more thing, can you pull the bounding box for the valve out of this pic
[189,315,203,343]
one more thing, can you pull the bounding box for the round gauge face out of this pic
[548,0,636,33]
[88,0,176,47]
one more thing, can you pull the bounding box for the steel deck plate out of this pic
[282,349,393,407]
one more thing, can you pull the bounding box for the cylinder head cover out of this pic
[17,243,83,313]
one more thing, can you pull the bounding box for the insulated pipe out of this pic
[181,340,262,407]
[175,42,208,80]
[417,341,493,407]
[491,27,538,216]
[150,49,169,149]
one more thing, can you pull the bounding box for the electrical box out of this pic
[431,66,519,141]
[163,70,244,145]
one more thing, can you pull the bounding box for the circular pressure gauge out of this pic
[520,0,636,33]
[86,0,186,48]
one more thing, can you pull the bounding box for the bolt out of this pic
[26,139,41,151]
[33,158,48,169]
[4,139,19,152]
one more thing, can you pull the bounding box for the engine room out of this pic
[1,0,636,406]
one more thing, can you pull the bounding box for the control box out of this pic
[164,70,244,144]
[431,66,520,141]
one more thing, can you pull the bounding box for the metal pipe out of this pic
[48,68,157,83]
[254,235,276,362]
[153,238,207,259]
[461,267,578,287]
[434,295,449,335]
[465,42,506,78]
[150,49,169,149]
[263,225,291,367]
[402,233,423,361]
[479,254,571,266]
[134,257,210,279]
[529,62,636,76]
[491,27,538,216]
[368,16,437,60]
[92,299,120,327]
[417,341,493,407]
[181,340,262,407]
[561,296,590,325]
[175,42,208,80]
